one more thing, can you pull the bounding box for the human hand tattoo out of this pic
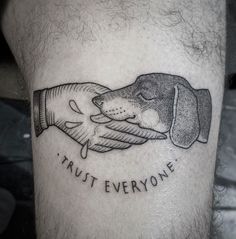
[33,82,166,159]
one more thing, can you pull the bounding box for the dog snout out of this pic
[92,96,104,108]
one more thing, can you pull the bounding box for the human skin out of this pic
[1,0,225,238]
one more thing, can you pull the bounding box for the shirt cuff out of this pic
[33,89,48,137]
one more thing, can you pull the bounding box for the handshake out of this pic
[33,83,166,159]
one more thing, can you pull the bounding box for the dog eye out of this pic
[137,93,154,101]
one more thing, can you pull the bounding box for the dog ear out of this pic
[170,84,200,149]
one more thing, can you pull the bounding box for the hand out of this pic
[40,83,166,159]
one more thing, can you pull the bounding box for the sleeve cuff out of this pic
[33,89,48,137]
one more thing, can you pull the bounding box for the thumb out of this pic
[85,83,111,95]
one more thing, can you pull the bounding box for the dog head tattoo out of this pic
[92,73,212,149]
[33,73,212,159]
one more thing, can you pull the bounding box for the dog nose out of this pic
[92,96,104,108]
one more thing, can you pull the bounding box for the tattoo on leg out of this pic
[33,73,212,159]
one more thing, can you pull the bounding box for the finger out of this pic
[90,144,113,153]
[101,129,147,144]
[83,83,111,95]
[106,121,167,140]
[96,138,131,149]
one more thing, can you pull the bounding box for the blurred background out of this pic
[0,0,235,238]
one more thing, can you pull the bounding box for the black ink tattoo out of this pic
[61,155,98,188]
[59,154,178,194]
[104,160,176,194]
[33,73,212,158]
